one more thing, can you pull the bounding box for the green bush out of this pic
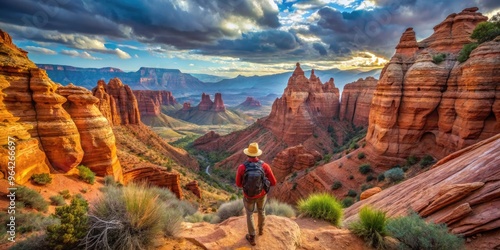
[17,186,48,212]
[49,195,66,206]
[347,189,357,197]
[366,174,375,182]
[215,199,244,222]
[406,156,418,166]
[47,195,89,250]
[377,173,385,182]
[84,183,183,249]
[359,164,372,175]
[185,212,215,223]
[471,21,500,44]
[58,190,71,199]
[31,173,52,185]
[361,183,373,191]
[265,199,296,218]
[357,152,366,160]
[331,181,342,190]
[349,206,389,249]
[384,168,405,183]
[297,193,343,226]
[77,165,95,184]
[432,53,446,64]
[341,197,355,208]
[387,212,464,250]
[103,175,118,186]
[457,42,479,63]
[419,155,435,168]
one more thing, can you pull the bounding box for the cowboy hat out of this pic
[243,142,262,157]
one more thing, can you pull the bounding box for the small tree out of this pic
[331,181,342,190]
[31,173,52,185]
[47,196,89,249]
[471,21,500,44]
[359,164,372,175]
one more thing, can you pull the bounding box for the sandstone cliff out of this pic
[0,29,122,182]
[236,96,262,110]
[133,90,176,116]
[339,77,377,127]
[365,7,497,160]
[344,134,500,246]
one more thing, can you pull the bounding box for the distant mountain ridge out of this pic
[37,64,205,95]
[37,63,381,97]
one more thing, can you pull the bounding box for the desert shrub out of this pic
[17,186,48,212]
[265,199,296,218]
[349,141,359,150]
[384,168,405,183]
[349,175,354,180]
[84,183,183,250]
[387,212,464,250]
[419,155,435,168]
[366,174,375,182]
[457,42,479,63]
[357,152,366,160]
[77,165,95,184]
[103,175,118,186]
[349,206,389,249]
[377,173,385,182]
[47,195,89,250]
[341,197,355,208]
[185,212,215,223]
[471,21,500,44]
[406,156,418,166]
[347,189,358,197]
[216,199,244,222]
[432,53,446,64]
[9,234,49,250]
[297,193,343,226]
[359,164,372,175]
[31,173,52,185]
[346,154,352,159]
[49,195,66,206]
[59,190,71,199]
[361,183,374,191]
[331,181,342,190]
[166,199,198,217]
[0,212,58,243]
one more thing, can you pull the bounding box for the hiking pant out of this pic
[243,195,266,236]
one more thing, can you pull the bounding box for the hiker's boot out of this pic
[246,234,256,246]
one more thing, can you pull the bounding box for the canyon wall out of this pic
[0,29,122,183]
[365,7,498,160]
[133,90,176,116]
[339,77,377,127]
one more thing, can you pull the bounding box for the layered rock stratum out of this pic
[0,29,122,182]
[365,7,497,160]
[339,77,377,127]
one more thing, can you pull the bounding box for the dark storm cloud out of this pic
[0,0,280,48]
[313,42,327,55]
[306,0,500,58]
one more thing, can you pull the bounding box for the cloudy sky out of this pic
[0,0,498,77]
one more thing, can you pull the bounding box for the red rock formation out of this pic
[271,145,322,182]
[122,166,183,199]
[266,64,341,146]
[182,102,191,111]
[0,29,123,182]
[395,28,419,57]
[29,68,84,172]
[365,8,498,160]
[213,93,225,111]
[57,84,123,182]
[360,187,382,200]
[185,180,202,199]
[238,97,262,108]
[344,134,500,239]
[339,77,377,127]
[133,90,176,116]
[198,93,214,111]
[92,78,141,125]
[192,131,221,149]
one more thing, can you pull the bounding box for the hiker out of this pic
[235,142,277,246]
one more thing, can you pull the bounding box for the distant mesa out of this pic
[172,92,246,125]
[235,97,262,110]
